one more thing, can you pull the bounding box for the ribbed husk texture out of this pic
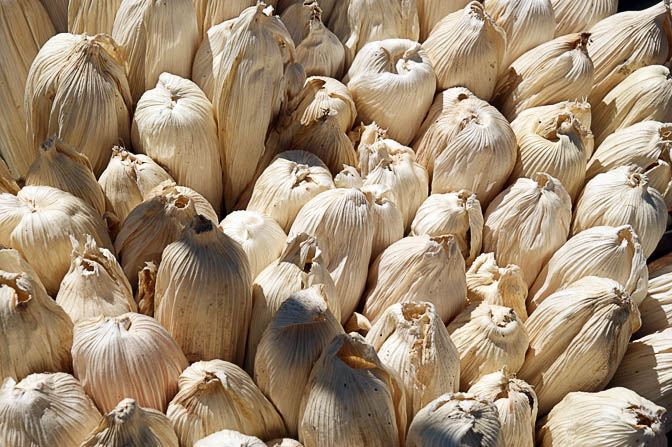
[266,438,303,447]
[334,165,363,189]
[68,0,124,34]
[0,248,43,288]
[638,270,672,337]
[192,18,235,102]
[0,161,19,196]
[192,0,277,40]
[39,0,66,31]
[361,185,404,261]
[195,430,266,447]
[416,0,469,41]
[551,0,617,36]
[291,76,357,133]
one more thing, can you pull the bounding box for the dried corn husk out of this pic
[255,286,344,437]
[292,77,357,133]
[406,393,502,447]
[192,0,278,40]
[156,215,252,364]
[413,87,517,206]
[416,0,469,41]
[148,181,219,224]
[494,33,594,120]
[411,191,483,266]
[298,333,406,447]
[448,303,528,390]
[0,0,54,178]
[267,439,302,447]
[25,136,105,215]
[529,225,648,311]
[67,0,123,34]
[345,312,372,335]
[423,2,505,100]
[132,73,223,213]
[366,302,460,422]
[0,161,18,196]
[537,387,667,446]
[638,271,672,337]
[0,373,101,447]
[81,398,178,447]
[192,18,235,101]
[0,248,42,287]
[136,261,157,316]
[72,312,188,413]
[361,185,404,261]
[39,0,67,31]
[551,0,617,36]
[167,359,286,447]
[25,33,131,176]
[334,165,363,189]
[344,39,436,145]
[484,173,571,287]
[195,430,266,447]
[279,0,335,19]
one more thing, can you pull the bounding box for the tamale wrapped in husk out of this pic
[39,0,67,32]
[416,0,469,41]
[67,0,123,34]
[279,0,335,20]
[638,270,672,337]
[467,253,528,321]
[551,0,617,36]
[291,77,357,133]
[361,185,404,262]
[192,18,235,101]
[334,165,363,189]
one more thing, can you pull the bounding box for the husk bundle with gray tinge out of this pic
[537,387,667,446]
[298,333,406,447]
[416,0,469,41]
[593,64,672,146]
[365,302,460,423]
[344,39,436,145]
[25,136,105,215]
[638,270,672,337]
[132,73,223,214]
[39,0,67,31]
[467,253,528,321]
[447,303,528,390]
[551,0,617,36]
[484,173,571,287]
[0,186,113,295]
[24,33,132,176]
[67,0,124,34]
[361,185,404,261]
[81,398,179,447]
[156,214,252,364]
[0,161,19,196]
[195,430,267,447]
[406,393,502,447]
[0,0,54,178]
[72,312,188,413]
[255,286,344,437]
[192,0,278,40]
[0,373,101,447]
[167,359,286,447]
[423,1,505,100]
[528,225,648,311]
[494,33,594,120]
[192,18,235,101]
[519,277,638,415]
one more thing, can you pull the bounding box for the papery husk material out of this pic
[39,0,67,31]
[0,248,44,289]
[638,270,672,337]
[192,18,235,101]
[195,430,266,447]
[148,181,219,224]
[345,311,372,335]
[0,160,19,196]
[361,185,404,261]
[192,0,278,40]
[136,261,157,316]
[416,0,469,41]
[334,165,364,189]
[68,0,124,34]
[266,439,303,447]
[278,0,335,19]
[292,76,357,133]
[552,0,617,36]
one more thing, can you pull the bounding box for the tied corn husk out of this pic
[56,235,136,324]
[494,33,594,120]
[292,77,357,133]
[537,388,667,446]
[484,173,572,287]
[468,370,537,447]
[528,225,648,311]
[112,0,198,104]
[593,64,672,146]
[132,73,223,214]
[638,271,672,337]
[0,373,101,447]
[423,1,505,100]
[0,160,19,196]
[551,0,617,36]
[67,0,124,34]
[255,286,344,437]
[518,277,638,415]
[413,87,517,206]
[298,333,406,447]
[344,39,436,145]
[361,185,404,261]
[192,18,235,101]
[149,182,218,223]
[25,136,105,215]
[39,0,67,31]
[365,302,460,422]
[447,303,528,390]
[72,312,188,413]
[81,398,179,447]
[0,0,54,178]
[416,0,469,41]
[411,191,483,266]
[167,359,286,447]
[195,430,266,447]
[25,33,132,176]
[192,0,278,40]
[406,393,502,447]
[362,235,467,324]
[334,165,363,189]
[156,214,252,364]
[0,186,113,295]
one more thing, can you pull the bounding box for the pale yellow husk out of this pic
[195,430,266,447]
[0,247,43,288]
[360,185,404,261]
[551,0,617,36]
[416,0,469,41]
[0,160,19,196]
[192,18,235,101]
[279,0,335,21]
[345,312,372,336]
[638,270,672,337]
[136,261,157,316]
[266,439,303,447]
[68,0,124,34]
[334,165,364,189]
[146,181,219,224]
[292,77,357,133]
[192,0,278,40]
[39,0,66,31]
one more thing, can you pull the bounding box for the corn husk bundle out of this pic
[528,225,648,311]
[422,2,505,100]
[411,192,483,266]
[551,0,616,36]
[365,302,460,422]
[245,232,337,373]
[25,33,132,176]
[38,0,66,32]
[518,277,638,415]
[0,0,54,178]
[494,33,594,120]
[638,271,672,337]
[344,39,435,145]
[334,165,363,189]
[416,0,469,41]
[360,185,404,261]
[467,253,528,321]
[56,235,136,324]
[0,186,113,295]
[292,77,357,133]
[255,286,344,437]
[0,248,42,285]
[0,373,101,447]
[149,182,219,224]
[192,18,235,101]
[447,303,528,390]
[81,398,179,447]
[192,0,278,40]
[278,0,335,19]
[156,214,252,364]
[167,359,286,447]
[298,333,406,447]
[414,88,516,206]
[67,0,124,34]
[406,393,502,447]
[484,173,572,287]
[0,161,19,196]
[25,136,105,215]
[537,387,667,446]
[72,312,188,413]
[195,430,266,447]
[132,73,223,213]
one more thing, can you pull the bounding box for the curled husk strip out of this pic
[638,270,672,337]
[551,0,617,36]
[195,430,266,447]
[361,185,404,261]
[67,0,124,34]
